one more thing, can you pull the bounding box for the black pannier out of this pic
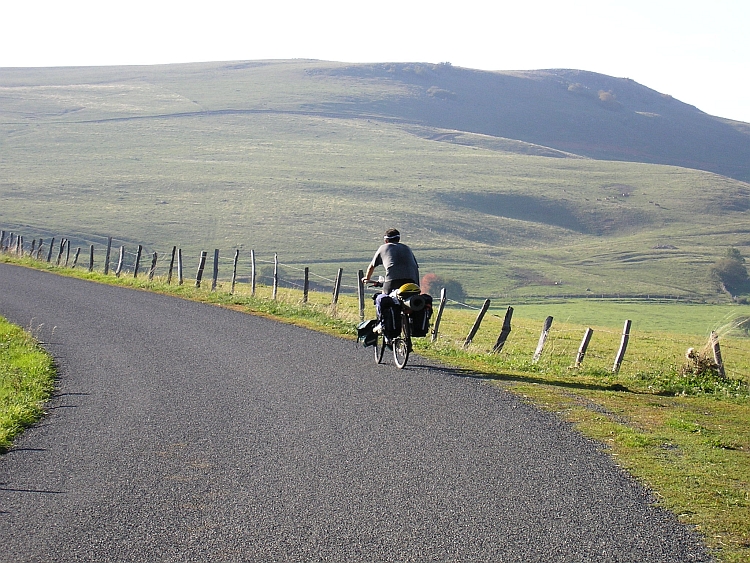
[379,295,402,338]
[357,319,379,347]
[409,293,433,337]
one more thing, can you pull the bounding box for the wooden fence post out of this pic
[211,248,219,291]
[251,249,256,296]
[56,239,65,266]
[167,246,176,285]
[0,231,5,251]
[103,236,112,274]
[612,320,632,373]
[133,244,143,278]
[230,249,239,295]
[303,267,309,303]
[710,331,726,378]
[148,252,157,281]
[357,269,365,321]
[492,306,514,354]
[464,299,491,349]
[30,239,36,258]
[332,268,343,305]
[64,240,71,267]
[431,288,447,342]
[72,247,81,268]
[177,248,184,285]
[115,246,125,277]
[46,237,55,263]
[35,238,44,260]
[195,251,207,288]
[89,245,94,272]
[533,316,554,363]
[272,253,278,300]
[575,328,594,368]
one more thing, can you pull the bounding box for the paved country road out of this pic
[0,263,711,562]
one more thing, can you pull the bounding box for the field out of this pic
[2,60,750,302]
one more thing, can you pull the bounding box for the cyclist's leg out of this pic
[375,333,386,363]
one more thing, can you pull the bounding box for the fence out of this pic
[0,227,733,377]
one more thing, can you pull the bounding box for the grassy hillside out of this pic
[1,60,750,302]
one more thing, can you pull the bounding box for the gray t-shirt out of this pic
[370,242,419,283]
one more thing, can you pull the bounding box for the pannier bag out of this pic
[357,319,379,347]
[377,295,402,338]
[409,293,433,337]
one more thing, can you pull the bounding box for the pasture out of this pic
[2,61,750,302]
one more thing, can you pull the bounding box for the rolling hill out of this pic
[1,59,749,301]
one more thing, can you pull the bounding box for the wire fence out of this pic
[2,225,748,384]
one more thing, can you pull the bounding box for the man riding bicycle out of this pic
[362,228,419,293]
[362,228,420,321]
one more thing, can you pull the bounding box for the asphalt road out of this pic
[0,263,712,562]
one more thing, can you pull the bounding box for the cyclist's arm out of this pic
[362,263,375,283]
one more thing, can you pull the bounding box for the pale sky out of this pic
[2,0,749,123]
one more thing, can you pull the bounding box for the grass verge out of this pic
[1,254,748,561]
[0,315,55,453]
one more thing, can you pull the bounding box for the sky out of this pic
[2,0,749,123]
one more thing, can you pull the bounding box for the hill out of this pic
[1,60,749,302]
[311,64,750,183]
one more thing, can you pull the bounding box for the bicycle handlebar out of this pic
[363,275,385,288]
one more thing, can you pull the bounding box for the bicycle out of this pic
[367,279,415,369]
[374,304,412,368]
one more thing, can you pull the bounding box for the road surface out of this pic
[0,263,711,562]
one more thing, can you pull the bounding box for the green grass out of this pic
[0,314,55,452]
[509,300,750,336]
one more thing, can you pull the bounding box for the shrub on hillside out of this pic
[710,248,749,296]
[420,273,466,302]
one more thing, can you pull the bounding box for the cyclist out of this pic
[362,228,419,292]
[362,228,420,321]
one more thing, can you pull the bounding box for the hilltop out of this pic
[2,60,747,180]
[309,63,750,182]
[1,60,749,301]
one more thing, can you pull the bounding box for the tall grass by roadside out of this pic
[0,316,55,452]
[1,254,749,562]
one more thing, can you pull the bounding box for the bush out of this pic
[710,248,749,295]
[420,273,466,302]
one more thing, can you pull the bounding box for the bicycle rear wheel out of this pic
[374,334,386,364]
[392,337,409,368]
